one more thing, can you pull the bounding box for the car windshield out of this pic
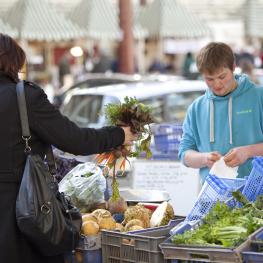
[62,95,103,127]
[140,90,203,123]
[166,91,203,122]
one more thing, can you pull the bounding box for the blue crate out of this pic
[242,157,263,202]
[153,123,182,153]
[185,175,245,222]
[242,251,263,263]
[255,228,263,242]
[151,150,179,160]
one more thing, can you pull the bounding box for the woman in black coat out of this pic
[0,33,136,263]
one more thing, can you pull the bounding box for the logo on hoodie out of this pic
[236,109,252,115]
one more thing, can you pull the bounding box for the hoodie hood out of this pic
[205,74,253,100]
[205,74,253,144]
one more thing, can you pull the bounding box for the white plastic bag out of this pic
[59,162,106,211]
[209,157,238,178]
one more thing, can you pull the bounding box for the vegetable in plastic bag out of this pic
[59,162,106,212]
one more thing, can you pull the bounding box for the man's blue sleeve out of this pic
[178,105,198,164]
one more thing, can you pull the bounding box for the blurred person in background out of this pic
[58,51,73,88]
[91,45,112,73]
[179,42,263,183]
[0,33,137,263]
[148,57,166,73]
[164,54,177,74]
[239,58,260,85]
[182,52,195,79]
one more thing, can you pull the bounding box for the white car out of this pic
[61,79,208,128]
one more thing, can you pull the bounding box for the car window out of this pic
[140,97,165,123]
[62,95,103,127]
[166,91,204,123]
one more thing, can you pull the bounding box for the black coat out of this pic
[0,73,124,263]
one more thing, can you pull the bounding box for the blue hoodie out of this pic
[179,74,263,182]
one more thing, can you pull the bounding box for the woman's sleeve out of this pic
[25,83,125,155]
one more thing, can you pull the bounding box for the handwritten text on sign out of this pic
[132,160,200,216]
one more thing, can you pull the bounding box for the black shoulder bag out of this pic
[15,80,82,256]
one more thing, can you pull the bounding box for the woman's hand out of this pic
[121,127,138,145]
[224,146,249,167]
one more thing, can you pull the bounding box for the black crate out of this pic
[160,237,250,263]
[242,227,263,263]
[159,223,259,263]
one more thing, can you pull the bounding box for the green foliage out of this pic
[172,196,263,248]
[104,96,155,158]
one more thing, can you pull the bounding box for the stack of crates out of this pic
[159,157,263,263]
[151,123,183,161]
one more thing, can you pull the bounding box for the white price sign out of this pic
[132,160,201,216]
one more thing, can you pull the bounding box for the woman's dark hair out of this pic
[0,33,26,81]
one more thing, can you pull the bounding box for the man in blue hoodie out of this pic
[179,42,263,182]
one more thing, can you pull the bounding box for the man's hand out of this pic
[224,146,249,167]
[183,150,222,169]
[204,151,222,168]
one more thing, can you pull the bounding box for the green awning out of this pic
[138,0,210,38]
[68,0,148,40]
[3,0,86,41]
[0,18,18,38]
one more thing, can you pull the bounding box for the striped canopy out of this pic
[68,0,148,40]
[0,18,18,38]
[3,0,85,41]
[138,0,211,38]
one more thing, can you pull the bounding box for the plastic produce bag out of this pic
[59,162,106,212]
[209,157,238,178]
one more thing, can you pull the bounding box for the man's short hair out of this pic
[196,42,235,74]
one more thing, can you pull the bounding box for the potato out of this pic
[81,221,100,236]
[98,215,116,230]
[82,213,98,223]
[124,219,144,232]
[92,209,111,220]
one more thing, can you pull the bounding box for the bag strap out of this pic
[16,80,57,175]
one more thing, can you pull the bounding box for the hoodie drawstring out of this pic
[209,100,214,143]
[209,97,233,145]
[228,97,233,144]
